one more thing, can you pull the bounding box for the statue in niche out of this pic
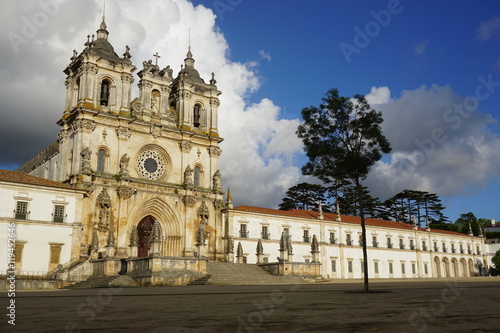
[96,188,111,233]
[183,166,194,187]
[119,154,130,177]
[151,90,160,113]
[196,202,209,246]
[81,147,91,173]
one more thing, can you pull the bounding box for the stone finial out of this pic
[150,220,161,244]
[311,235,319,253]
[226,188,233,209]
[236,242,243,257]
[279,232,287,252]
[317,201,324,220]
[256,239,264,256]
[123,45,131,59]
[336,197,341,222]
[91,229,99,250]
[468,222,473,236]
[210,72,217,85]
[106,224,115,247]
[479,226,484,237]
[412,216,418,230]
[425,215,430,232]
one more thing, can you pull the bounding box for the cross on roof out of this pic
[153,52,161,66]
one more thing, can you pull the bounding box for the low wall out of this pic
[259,262,322,279]
[1,280,60,291]
[127,256,207,286]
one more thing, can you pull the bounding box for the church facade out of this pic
[5,16,489,285]
[17,17,226,267]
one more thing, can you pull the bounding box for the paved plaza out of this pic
[1,277,500,332]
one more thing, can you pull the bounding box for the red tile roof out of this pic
[0,169,77,191]
[233,205,468,237]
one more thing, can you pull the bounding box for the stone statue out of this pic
[119,154,130,177]
[196,216,207,246]
[212,170,222,191]
[184,166,193,187]
[81,147,91,173]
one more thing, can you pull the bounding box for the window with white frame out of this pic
[53,205,65,223]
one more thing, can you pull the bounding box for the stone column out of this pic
[236,242,244,264]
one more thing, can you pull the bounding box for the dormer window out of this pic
[100,79,110,106]
[193,104,201,127]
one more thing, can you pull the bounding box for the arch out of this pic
[193,164,203,187]
[137,215,158,257]
[100,78,111,106]
[129,197,182,257]
[460,258,468,277]
[433,256,441,277]
[451,258,459,277]
[468,258,475,276]
[442,257,450,277]
[193,103,201,127]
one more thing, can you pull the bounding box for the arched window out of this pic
[194,166,201,187]
[100,79,111,106]
[193,104,201,128]
[97,149,106,173]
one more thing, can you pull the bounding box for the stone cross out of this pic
[153,52,161,66]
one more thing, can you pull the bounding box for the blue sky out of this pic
[191,0,500,221]
[1,0,499,223]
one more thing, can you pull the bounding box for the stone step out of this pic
[204,262,309,285]
[66,275,138,289]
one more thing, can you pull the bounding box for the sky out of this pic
[0,0,499,222]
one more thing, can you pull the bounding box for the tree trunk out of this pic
[357,181,369,293]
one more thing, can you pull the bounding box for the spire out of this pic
[96,1,109,40]
[256,239,263,256]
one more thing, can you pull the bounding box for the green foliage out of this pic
[429,221,459,232]
[490,249,500,276]
[279,182,330,211]
[454,212,488,236]
[486,231,500,239]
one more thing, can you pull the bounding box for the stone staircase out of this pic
[65,275,139,289]
[203,262,310,285]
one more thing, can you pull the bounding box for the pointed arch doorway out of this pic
[137,215,157,257]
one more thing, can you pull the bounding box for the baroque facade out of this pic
[6,16,490,284]
[17,17,225,265]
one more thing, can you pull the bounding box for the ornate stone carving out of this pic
[179,140,193,152]
[214,199,225,211]
[166,106,177,123]
[96,188,112,233]
[116,126,131,140]
[150,124,161,138]
[183,166,194,187]
[80,147,92,173]
[116,185,134,199]
[72,120,96,132]
[196,202,209,246]
[182,90,192,99]
[183,196,196,207]
[130,97,143,115]
[210,97,220,106]
[207,146,222,157]
[58,129,69,143]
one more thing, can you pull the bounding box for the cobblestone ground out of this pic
[1,277,499,332]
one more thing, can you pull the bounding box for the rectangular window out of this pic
[242,256,247,264]
[303,229,310,243]
[410,239,415,250]
[374,261,379,274]
[372,236,378,248]
[387,237,392,248]
[263,257,269,263]
[460,244,464,254]
[53,205,65,223]
[261,226,269,240]
[422,240,427,251]
[283,228,290,238]
[346,234,352,246]
[389,262,393,274]
[329,232,336,245]
[434,242,438,252]
[467,245,471,254]
[399,238,404,250]
[476,246,481,255]
[348,260,353,273]
[424,263,428,275]
[412,263,416,274]
[305,258,310,264]
[401,262,406,275]
[50,245,62,264]
[239,224,248,238]
[451,244,456,253]
[442,242,447,253]
[15,201,28,220]
[331,259,336,272]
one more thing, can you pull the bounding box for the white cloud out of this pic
[366,86,391,105]
[258,49,271,61]
[0,0,303,207]
[363,84,500,199]
[477,15,500,40]
[414,40,428,56]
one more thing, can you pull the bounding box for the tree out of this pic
[297,88,392,292]
[489,249,500,276]
[454,212,489,236]
[278,182,328,211]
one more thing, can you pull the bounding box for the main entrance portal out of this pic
[138,215,156,257]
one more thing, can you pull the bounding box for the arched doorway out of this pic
[137,216,156,257]
[442,257,450,277]
[460,258,468,277]
[451,258,459,277]
[434,257,441,277]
